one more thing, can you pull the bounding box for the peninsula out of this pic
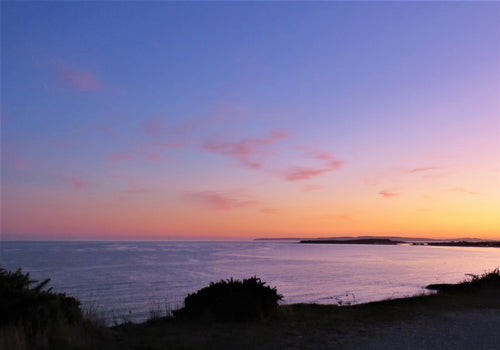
[299,238,500,247]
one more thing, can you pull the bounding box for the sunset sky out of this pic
[2,2,499,240]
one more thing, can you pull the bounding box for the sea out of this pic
[1,240,499,324]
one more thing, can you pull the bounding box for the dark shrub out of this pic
[174,276,283,322]
[0,267,82,347]
[426,268,500,292]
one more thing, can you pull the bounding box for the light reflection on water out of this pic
[1,241,498,323]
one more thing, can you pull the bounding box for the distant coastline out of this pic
[299,238,500,248]
[255,235,494,243]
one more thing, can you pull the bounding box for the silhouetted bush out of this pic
[0,267,82,348]
[464,267,500,286]
[174,276,283,322]
[426,268,500,292]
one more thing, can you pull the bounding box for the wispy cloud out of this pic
[202,130,289,169]
[70,177,86,190]
[259,208,278,214]
[174,104,251,136]
[302,184,324,192]
[185,190,260,211]
[379,189,400,198]
[3,152,30,172]
[107,152,133,162]
[143,117,166,137]
[142,104,250,142]
[145,152,170,163]
[161,142,185,148]
[284,167,336,181]
[114,186,154,202]
[451,187,481,196]
[282,148,344,181]
[407,166,439,173]
[55,62,103,91]
[121,187,153,195]
[306,213,353,221]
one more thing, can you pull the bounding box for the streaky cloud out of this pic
[302,184,324,192]
[54,61,103,91]
[306,213,353,221]
[407,167,439,173]
[107,152,133,162]
[3,152,30,172]
[259,208,278,214]
[145,152,169,163]
[284,166,335,181]
[202,130,289,169]
[283,148,344,181]
[379,189,400,198]
[70,177,86,190]
[451,187,481,196]
[284,160,343,181]
[185,190,260,211]
[143,117,166,137]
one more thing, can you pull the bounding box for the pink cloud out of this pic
[421,172,451,181]
[283,161,343,181]
[202,130,289,168]
[379,189,400,198]
[284,167,334,181]
[55,62,103,91]
[70,177,86,190]
[307,150,336,161]
[3,153,30,172]
[143,118,165,137]
[302,184,325,192]
[114,186,154,202]
[259,208,278,214]
[185,190,260,211]
[141,104,249,142]
[451,188,480,196]
[174,104,251,135]
[107,152,133,162]
[309,150,344,169]
[122,187,153,195]
[161,142,186,148]
[407,167,439,173]
[364,176,380,187]
[282,148,344,181]
[306,213,353,221]
[145,152,169,163]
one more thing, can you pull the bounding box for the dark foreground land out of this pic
[1,269,499,350]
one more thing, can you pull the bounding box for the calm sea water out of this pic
[1,240,498,323]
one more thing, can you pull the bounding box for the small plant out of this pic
[174,276,283,322]
[82,299,107,327]
[334,291,356,306]
[148,300,163,321]
[148,300,172,322]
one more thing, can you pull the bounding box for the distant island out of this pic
[300,238,403,245]
[299,238,500,247]
[255,235,493,243]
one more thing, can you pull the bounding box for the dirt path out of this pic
[346,309,500,350]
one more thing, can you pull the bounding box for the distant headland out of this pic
[255,236,500,247]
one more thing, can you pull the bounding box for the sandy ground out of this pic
[345,309,500,350]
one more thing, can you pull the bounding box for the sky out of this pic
[1,1,499,240]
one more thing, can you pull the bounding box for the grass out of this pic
[2,268,499,349]
[82,299,107,328]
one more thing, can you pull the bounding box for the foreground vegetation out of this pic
[1,267,499,350]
